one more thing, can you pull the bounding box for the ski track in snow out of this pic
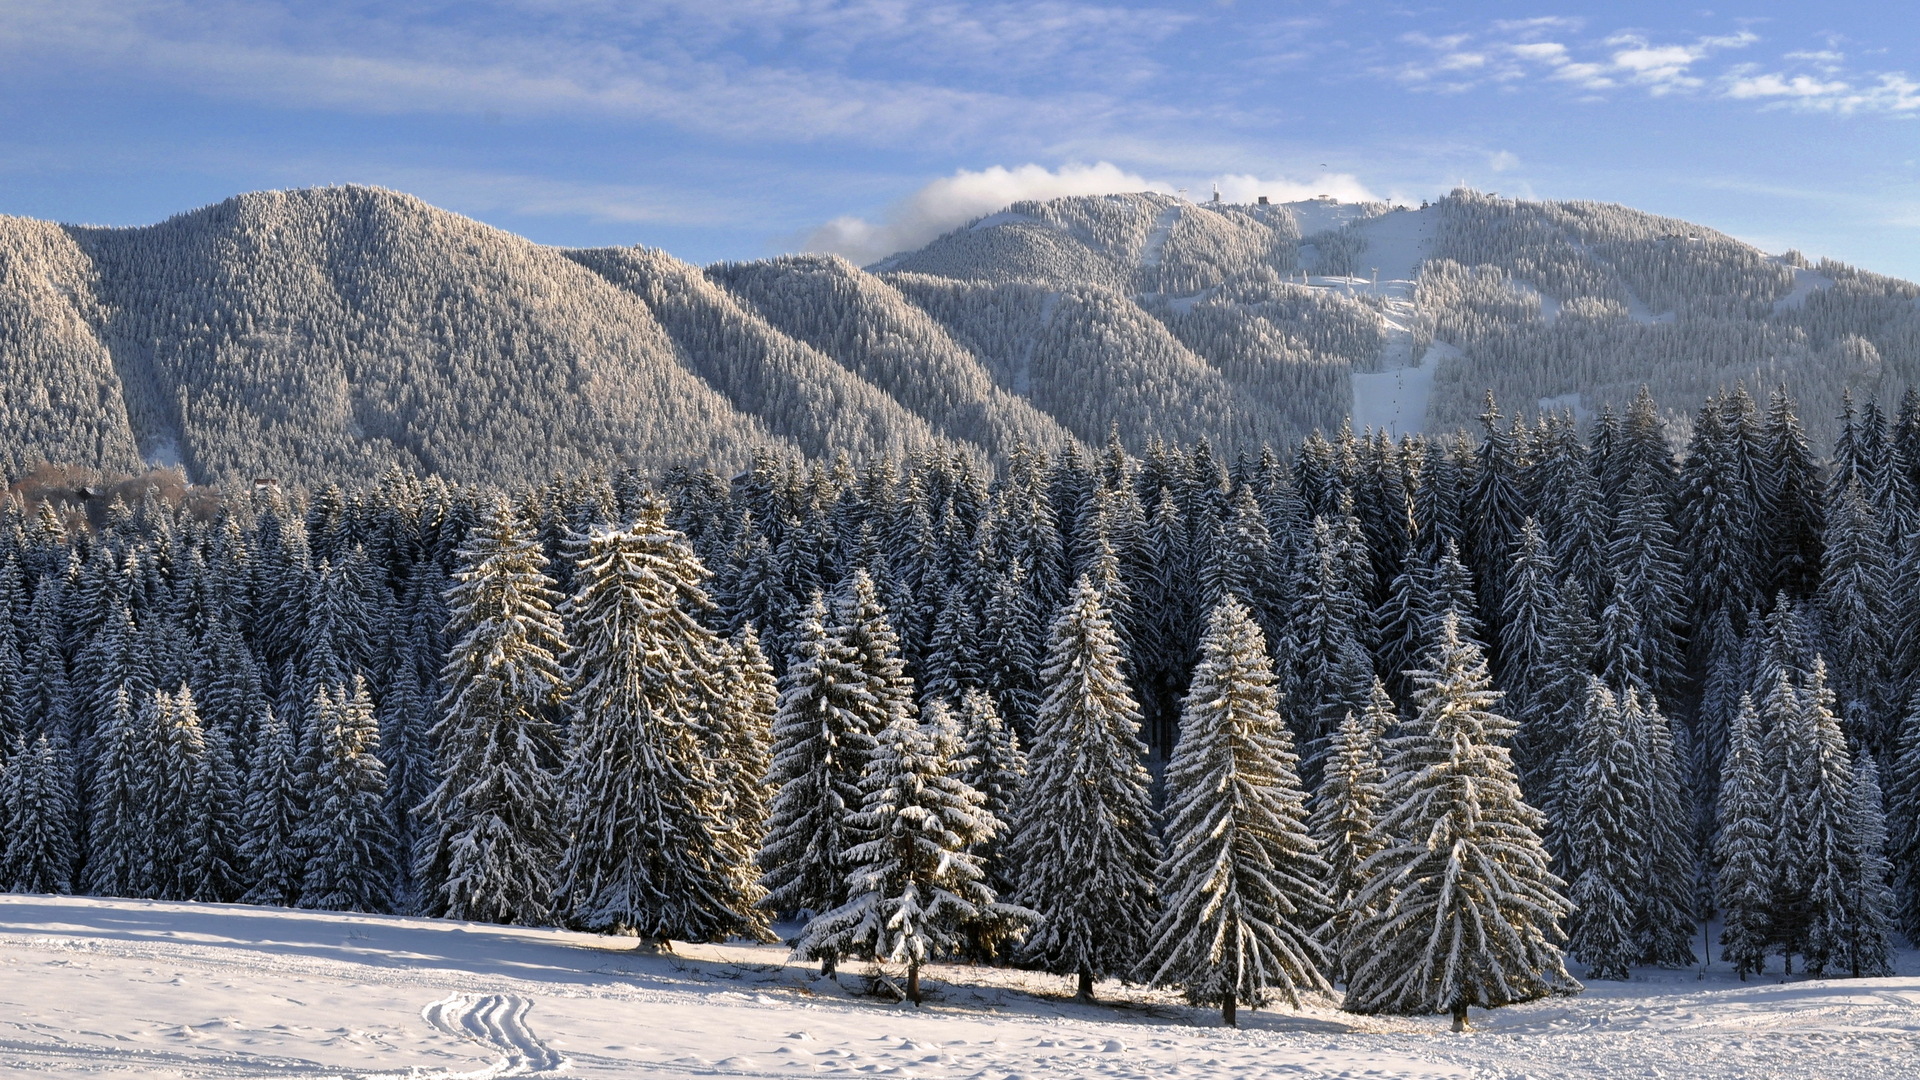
[419,994,566,1078]
[11,862,1920,1080]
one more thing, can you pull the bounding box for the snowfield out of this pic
[3,896,1919,1078]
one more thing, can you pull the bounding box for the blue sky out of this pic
[2,1,1916,276]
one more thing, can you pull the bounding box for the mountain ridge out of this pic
[2,184,1915,486]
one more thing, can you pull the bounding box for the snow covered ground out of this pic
[1352,342,1450,437]
[4,896,1920,1079]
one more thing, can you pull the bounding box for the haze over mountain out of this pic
[1,184,1914,486]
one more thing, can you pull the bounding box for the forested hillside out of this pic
[4,388,1918,1022]
[4,185,1916,486]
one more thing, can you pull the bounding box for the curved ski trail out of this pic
[419,993,567,1077]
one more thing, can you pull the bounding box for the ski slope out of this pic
[2,895,1920,1078]
[1281,201,1441,435]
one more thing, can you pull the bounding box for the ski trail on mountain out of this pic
[1138,205,1181,268]
[419,994,567,1077]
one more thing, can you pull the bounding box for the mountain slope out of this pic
[0,216,144,474]
[702,253,1078,459]
[0,187,797,485]
[2,184,1917,486]
[563,245,954,464]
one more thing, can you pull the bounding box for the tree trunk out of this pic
[907,959,922,1005]
[1222,991,1237,1027]
[820,950,837,979]
[1076,967,1095,1002]
[1450,1000,1470,1033]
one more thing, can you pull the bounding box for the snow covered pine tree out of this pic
[416,498,569,925]
[1345,612,1576,1030]
[1009,577,1160,1002]
[555,505,769,944]
[1138,597,1331,1025]
[792,700,1031,1002]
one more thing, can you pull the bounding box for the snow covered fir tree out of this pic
[2,382,1920,1025]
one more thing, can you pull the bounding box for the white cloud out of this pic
[1724,73,1853,101]
[1605,32,1754,94]
[802,163,1168,264]
[801,162,1380,265]
[1388,20,1918,116]
[1720,69,1920,115]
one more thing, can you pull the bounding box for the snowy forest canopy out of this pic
[0,384,1915,1022]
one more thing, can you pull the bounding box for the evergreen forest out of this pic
[1,384,1915,1026]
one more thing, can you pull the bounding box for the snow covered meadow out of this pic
[2,894,1918,1079]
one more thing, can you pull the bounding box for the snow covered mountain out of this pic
[1,185,1913,484]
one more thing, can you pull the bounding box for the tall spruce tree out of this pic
[239,705,306,907]
[1819,481,1896,754]
[555,512,768,943]
[1314,681,1391,977]
[1760,387,1825,598]
[1677,397,1759,668]
[417,500,568,925]
[1605,470,1685,699]
[957,687,1025,903]
[1563,679,1639,980]
[1282,519,1374,771]
[1843,755,1897,978]
[979,566,1044,741]
[85,687,145,898]
[759,594,876,960]
[2,734,77,894]
[720,625,778,869]
[1760,666,1816,968]
[1799,663,1892,977]
[1889,688,1920,944]
[1344,613,1575,1030]
[1524,578,1598,838]
[1715,695,1773,978]
[1139,598,1331,1025]
[184,718,243,903]
[1621,689,1696,968]
[143,687,210,902]
[1010,577,1161,1001]
[296,680,394,913]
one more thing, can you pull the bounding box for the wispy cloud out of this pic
[1389,20,1917,115]
[1393,25,1755,95]
[1721,68,1920,115]
[802,162,1168,264]
[0,0,1187,149]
